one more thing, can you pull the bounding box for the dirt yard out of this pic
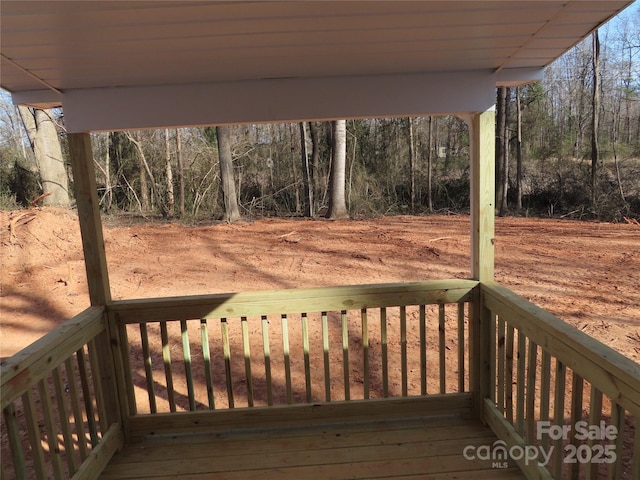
[1,208,639,365]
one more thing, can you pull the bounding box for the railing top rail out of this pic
[109,279,478,323]
[0,305,105,410]
[481,281,640,416]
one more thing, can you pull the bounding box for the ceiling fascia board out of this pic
[11,89,63,109]
[495,67,544,87]
[61,71,497,133]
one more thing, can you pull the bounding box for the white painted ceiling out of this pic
[0,1,633,131]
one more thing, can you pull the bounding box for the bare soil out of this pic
[1,208,639,364]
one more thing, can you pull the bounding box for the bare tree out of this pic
[326,120,349,219]
[407,117,416,211]
[216,126,241,222]
[300,122,314,216]
[591,30,600,208]
[18,107,70,206]
[165,129,174,216]
[176,129,185,218]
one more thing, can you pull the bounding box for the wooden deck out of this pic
[100,413,524,479]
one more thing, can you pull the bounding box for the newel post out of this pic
[68,133,124,431]
[465,110,495,420]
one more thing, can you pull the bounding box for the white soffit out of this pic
[0,1,633,131]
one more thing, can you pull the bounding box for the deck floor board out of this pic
[100,414,525,479]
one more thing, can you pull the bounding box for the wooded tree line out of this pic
[1,19,638,221]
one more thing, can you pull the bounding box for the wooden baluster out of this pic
[400,306,407,397]
[439,304,446,394]
[221,318,234,408]
[539,351,552,452]
[361,308,369,399]
[322,312,331,402]
[160,321,177,412]
[496,316,506,413]
[64,358,88,460]
[301,313,312,403]
[457,302,465,393]
[342,311,350,401]
[505,324,515,424]
[22,390,47,480]
[261,315,273,406]
[52,366,77,474]
[241,317,254,407]
[180,320,196,411]
[552,360,566,479]
[139,323,157,413]
[380,307,389,398]
[568,371,584,480]
[281,314,292,404]
[526,340,538,444]
[76,347,99,446]
[3,403,27,479]
[200,319,215,409]
[38,378,65,479]
[516,329,526,435]
[585,387,603,480]
[419,305,427,395]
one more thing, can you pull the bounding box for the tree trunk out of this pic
[176,129,185,218]
[516,87,523,213]
[407,117,416,211]
[165,129,174,216]
[216,126,241,222]
[495,87,507,212]
[309,122,320,210]
[500,87,510,216]
[326,120,349,219]
[18,107,70,207]
[300,122,314,216]
[591,30,600,209]
[426,116,434,212]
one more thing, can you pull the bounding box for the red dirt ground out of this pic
[1,208,639,364]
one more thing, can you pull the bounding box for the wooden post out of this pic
[464,110,495,420]
[468,109,495,282]
[68,133,123,434]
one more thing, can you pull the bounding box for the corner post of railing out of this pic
[68,132,123,438]
[464,108,495,421]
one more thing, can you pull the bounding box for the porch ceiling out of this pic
[0,1,632,131]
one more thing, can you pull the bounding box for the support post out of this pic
[68,133,123,433]
[464,110,495,420]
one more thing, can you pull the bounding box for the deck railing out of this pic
[108,280,477,437]
[481,282,640,480]
[1,307,123,480]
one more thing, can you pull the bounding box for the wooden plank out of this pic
[38,379,65,479]
[116,319,137,416]
[110,280,478,322]
[439,304,446,394]
[321,312,331,402]
[139,323,157,414]
[539,350,551,452]
[67,132,112,306]
[128,393,473,439]
[65,357,89,460]
[420,304,427,395]
[77,347,99,447]
[505,324,515,424]
[482,282,640,417]
[220,319,234,408]
[608,402,625,480]
[457,302,465,393]
[241,317,254,407]
[400,306,407,396]
[52,366,78,475]
[22,390,47,480]
[3,403,27,479]
[568,370,584,480]
[586,387,603,480]
[1,306,105,409]
[180,320,196,411]
[261,315,273,406]
[160,321,177,412]
[552,360,566,478]
[361,308,369,399]
[483,398,553,480]
[71,423,123,480]
[301,313,311,403]
[380,307,389,398]
[281,314,292,404]
[341,310,350,401]
[200,319,214,410]
[88,338,109,434]
[525,340,537,444]
[515,329,526,435]
[468,109,495,282]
